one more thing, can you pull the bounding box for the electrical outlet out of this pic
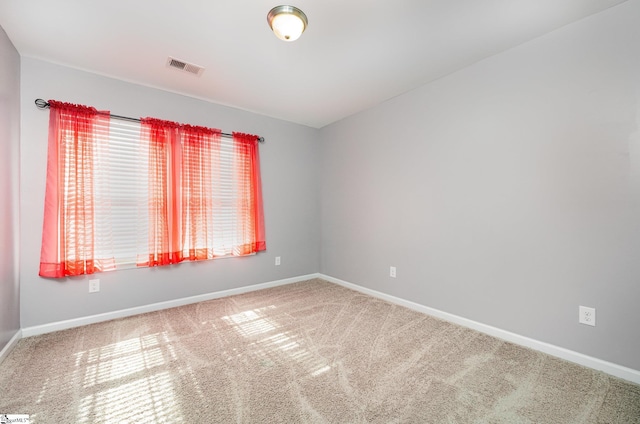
[579,306,595,326]
[89,279,100,293]
[390,266,396,278]
[275,256,281,266]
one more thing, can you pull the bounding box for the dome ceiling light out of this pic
[267,5,308,42]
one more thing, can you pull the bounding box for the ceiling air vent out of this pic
[166,57,205,76]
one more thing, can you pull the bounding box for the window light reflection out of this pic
[78,334,167,388]
[223,307,333,380]
[71,332,183,423]
[78,371,181,424]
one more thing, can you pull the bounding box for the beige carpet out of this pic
[1,279,639,423]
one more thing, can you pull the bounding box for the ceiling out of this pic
[0,0,628,128]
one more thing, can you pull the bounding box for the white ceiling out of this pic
[0,0,628,128]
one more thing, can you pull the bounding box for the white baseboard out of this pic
[21,273,320,338]
[17,272,640,385]
[320,273,640,385]
[0,329,22,364]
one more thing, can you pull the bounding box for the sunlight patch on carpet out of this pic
[77,371,182,423]
[67,332,183,423]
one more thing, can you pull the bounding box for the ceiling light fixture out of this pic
[267,5,308,42]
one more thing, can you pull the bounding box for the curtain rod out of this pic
[34,99,265,143]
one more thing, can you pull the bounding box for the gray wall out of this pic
[0,26,20,351]
[320,1,640,370]
[20,58,320,328]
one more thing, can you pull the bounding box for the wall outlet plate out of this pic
[390,266,396,278]
[89,279,100,293]
[579,305,595,326]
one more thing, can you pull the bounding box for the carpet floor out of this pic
[1,279,639,423]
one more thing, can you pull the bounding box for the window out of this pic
[94,118,147,268]
[39,101,265,278]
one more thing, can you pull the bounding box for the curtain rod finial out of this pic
[35,98,49,109]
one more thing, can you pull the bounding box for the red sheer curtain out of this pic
[40,101,266,275]
[137,126,265,266]
[138,118,183,267]
[233,132,266,255]
[39,100,115,277]
[181,125,222,260]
